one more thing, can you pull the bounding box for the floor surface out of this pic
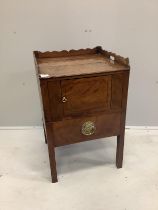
[0,128,158,210]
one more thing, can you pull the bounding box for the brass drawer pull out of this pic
[62,96,67,103]
[81,121,96,136]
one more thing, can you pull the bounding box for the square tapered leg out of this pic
[45,123,58,183]
[116,133,125,168]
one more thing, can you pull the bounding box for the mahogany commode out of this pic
[33,46,130,183]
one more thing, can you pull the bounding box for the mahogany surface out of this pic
[33,46,130,183]
[37,54,128,78]
[53,113,121,147]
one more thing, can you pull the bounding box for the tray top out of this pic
[34,47,130,79]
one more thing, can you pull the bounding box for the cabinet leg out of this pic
[116,133,125,168]
[45,123,58,183]
[43,125,47,144]
[42,121,47,144]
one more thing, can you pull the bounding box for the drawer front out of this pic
[52,113,121,147]
[61,76,111,117]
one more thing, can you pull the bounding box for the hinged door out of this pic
[61,76,111,117]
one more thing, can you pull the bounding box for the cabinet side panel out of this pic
[33,52,51,122]
[121,71,130,112]
[40,80,51,122]
[120,71,130,132]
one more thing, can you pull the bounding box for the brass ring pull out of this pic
[81,121,96,136]
[62,96,67,103]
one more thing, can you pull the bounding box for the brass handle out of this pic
[81,121,96,136]
[62,96,67,103]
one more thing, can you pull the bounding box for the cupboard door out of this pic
[61,76,111,117]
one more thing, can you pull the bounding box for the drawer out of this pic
[52,113,121,147]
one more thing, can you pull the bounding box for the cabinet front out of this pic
[47,73,124,121]
[61,76,111,117]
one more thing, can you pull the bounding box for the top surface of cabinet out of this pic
[34,47,130,79]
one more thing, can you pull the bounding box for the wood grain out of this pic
[61,76,111,117]
[111,73,123,110]
[116,71,130,168]
[34,47,129,79]
[33,47,130,183]
[52,113,121,147]
[47,80,63,121]
[37,54,128,78]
